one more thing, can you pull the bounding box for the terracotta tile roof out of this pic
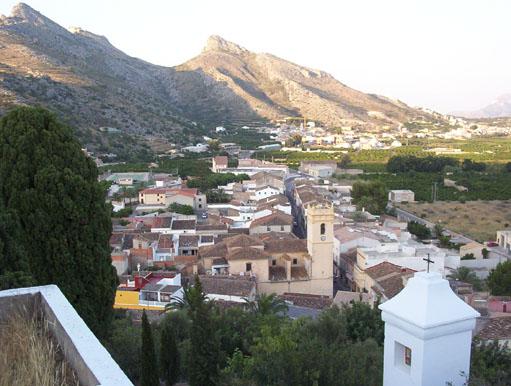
[110,232,124,247]
[197,275,256,297]
[213,156,228,166]
[199,243,229,258]
[179,235,199,248]
[365,261,415,280]
[158,234,173,249]
[280,293,333,309]
[250,212,293,228]
[227,247,270,261]
[129,248,153,259]
[200,235,214,243]
[152,217,172,229]
[333,291,372,306]
[166,188,199,197]
[140,187,198,197]
[196,224,228,232]
[477,316,511,340]
[258,232,298,241]
[171,219,197,230]
[134,233,160,243]
[223,234,264,248]
[366,262,416,299]
[264,239,308,254]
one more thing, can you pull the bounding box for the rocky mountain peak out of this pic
[11,2,49,24]
[203,35,248,55]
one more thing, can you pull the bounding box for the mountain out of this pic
[176,35,429,128]
[0,3,438,146]
[453,94,511,118]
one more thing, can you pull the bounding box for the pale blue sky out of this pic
[1,0,510,113]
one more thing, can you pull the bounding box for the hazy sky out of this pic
[1,0,510,113]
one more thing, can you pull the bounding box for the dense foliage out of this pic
[0,107,117,337]
[469,339,511,385]
[387,155,458,173]
[141,311,159,386]
[108,281,385,385]
[169,203,195,215]
[407,221,432,240]
[351,181,387,214]
[487,260,511,296]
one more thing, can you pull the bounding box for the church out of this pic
[197,203,334,297]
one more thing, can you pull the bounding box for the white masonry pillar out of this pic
[379,272,480,386]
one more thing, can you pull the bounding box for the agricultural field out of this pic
[397,200,511,242]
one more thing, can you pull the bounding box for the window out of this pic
[198,204,202,209]
[320,223,326,235]
[292,258,298,265]
[394,342,412,374]
[272,259,276,266]
[404,347,412,366]
[246,263,252,272]
[280,225,285,231]
[198,198,202,201]
[267,226,271,231]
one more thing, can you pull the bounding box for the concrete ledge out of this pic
[0,285,133,386]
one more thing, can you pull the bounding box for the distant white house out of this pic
[182,143,209,153]
[215,126,226,133]
[388,190,415,203]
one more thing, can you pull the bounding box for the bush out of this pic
[407,221,432,240]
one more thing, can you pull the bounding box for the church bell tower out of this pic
[306,203,334,297]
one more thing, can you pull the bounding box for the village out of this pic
[104,151,511,343]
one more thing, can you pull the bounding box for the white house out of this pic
[388,190,415,203]
[251,185,280,200]
[379,272,479,386]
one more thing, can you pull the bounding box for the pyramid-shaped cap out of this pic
[379,272,480,329]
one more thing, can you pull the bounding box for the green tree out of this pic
[448,267,482,291]
[208,139,221,151]
[0,107,117,337]
[160,323,180,386]
[341,302,384,345]
[482,248,489,259]
[141,311,159,386]
[487,260,511,296]
[351,181,387,214]
[245,293,288,317]
[186,276,220,386]
[434,223,445,238]
[169,202,195,215]
[407,221,432,240]
[104,316,141,382]
[470,338,511,385]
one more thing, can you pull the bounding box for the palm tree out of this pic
[245,293,288,316]
[447,267,482,290]
[434,223,444,238]
[164,275,211,313]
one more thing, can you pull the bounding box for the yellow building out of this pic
[198,203,335,297]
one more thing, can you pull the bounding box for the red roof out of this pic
[213,156,228,166]
[140,187,199,196]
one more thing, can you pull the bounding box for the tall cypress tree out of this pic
[141,311,159,386]
[0,106,117,337]
[160,323,180,386]
[187,276,220,386]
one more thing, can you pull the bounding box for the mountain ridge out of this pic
[0,3,441,144]
[452,94,511,119]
